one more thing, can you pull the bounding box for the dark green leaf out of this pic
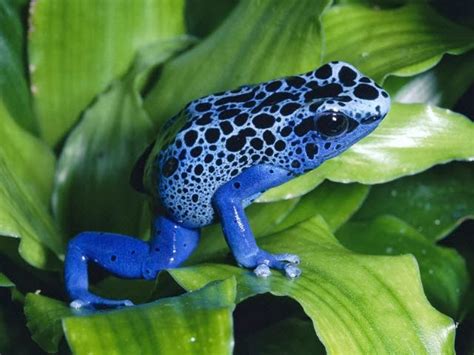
[185,0,238,38]
[24,293,73,353]
[0,102,62,269]
[237,317,325,355]
[337,215,469,317]
[353,163,474,241]
[0,0,37,133]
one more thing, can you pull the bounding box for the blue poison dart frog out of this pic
[65,61,390,308]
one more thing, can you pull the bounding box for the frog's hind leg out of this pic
[213,164,301,278]
[64,216,199,308]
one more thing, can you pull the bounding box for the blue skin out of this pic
[65,62,390,308]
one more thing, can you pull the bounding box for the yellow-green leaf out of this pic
[0,102,62,269]
[170,217,455,354]
[28,0,186,146]
[322,4,474,82]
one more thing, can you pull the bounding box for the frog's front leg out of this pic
[213,164,301,278]
[65,217,199,308]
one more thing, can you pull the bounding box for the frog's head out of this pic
[302,61,391,162]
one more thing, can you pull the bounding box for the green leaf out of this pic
[25,279,236,354]
[62,278,236,355]
[28,0,186,146]
[263,103,474,200]
[53,37,192,237]
[170,217,455,354]
[385,51,474,108]
[0,102,62,269]
[0,0,37,133]
[237,317,325,355]
[322,4,474,82]
[144,0,331,127]
[0,273,14,288]
[261,182,369,233]
[353,163,474,241]
[24,293,73,353]
[336,215,469,317]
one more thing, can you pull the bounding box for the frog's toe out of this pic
[254,264,272,278]
[71,298,134,310]
[274,253,300,265]
[284,264,302,279]
[69,291,134,309]
[251,251,302,279]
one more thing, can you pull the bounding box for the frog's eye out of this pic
[316,112,349,137]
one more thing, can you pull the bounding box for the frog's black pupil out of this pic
[316,112,349,137]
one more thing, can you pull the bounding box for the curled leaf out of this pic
[171,217,456,354]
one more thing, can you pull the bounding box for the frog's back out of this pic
[140,62,389,228]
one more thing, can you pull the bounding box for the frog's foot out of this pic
[69,290,134,310]
[251,251,301,279]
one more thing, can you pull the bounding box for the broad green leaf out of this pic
[28,0,186,146]
[385,51,474,108]
[188,198,299,264]
[144,0,331,127]
[53,38,192,237]
[0,0,37,133]
[171,217,455,354]
[0,103,53,205]
[263,103,474,200]
[268,182,369,232]
[353,163,474,241]
[237,318,325,355]
[322,4,474,82]
[24,293,73,353]
[0,102,62,269]
[337,215,469,317]
[62,278,236,355]
[0,273,14,288]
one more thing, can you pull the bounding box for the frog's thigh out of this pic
[65,232,149,308]
[212,164,293,267]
